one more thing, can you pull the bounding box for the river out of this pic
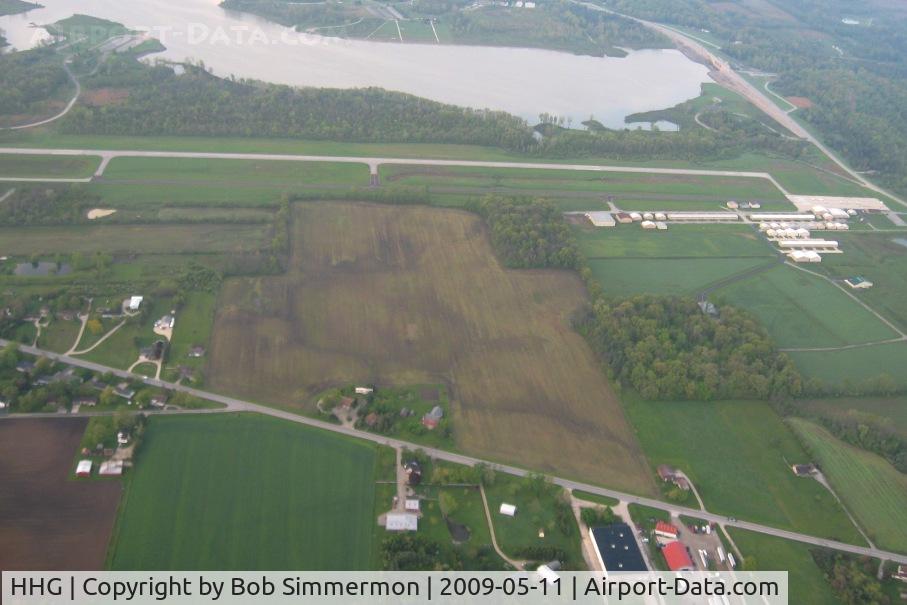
[0,0,713,127]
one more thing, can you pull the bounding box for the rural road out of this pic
[0,146,792,194]
[0,61,81,131]
[3,338,907,567]
[573,0,907,210]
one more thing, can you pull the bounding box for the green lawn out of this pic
[728,529,841,605]
[109,413,379,569]
[624,396,865,544]
[576,224,775,259]
[587,257,773,296]
[161,291,216,384]
[788,418,907,554]
[36,318,81,353]
[714,264,899,348]
[80,297,174,370]
[0,154,100,178]
[484,475,584,568]
[789,342,907,389]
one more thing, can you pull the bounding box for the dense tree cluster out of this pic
[577,295,802,401]
[811,550,891,605]
[468,196,580,269]
[61,59,536,150]
[0,187,97,226]
[599,0,907,197]
[0,47,69,117]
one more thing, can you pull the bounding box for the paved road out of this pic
[0,146,791,194]
[3,338,907,566]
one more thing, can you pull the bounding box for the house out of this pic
[355,386,374,395]
[188,346,206,358]
[698,300,718,316]
[421,405,444,429]
[791,463,817,476]
[117,431,130,445]
[656,464,690,490]
[76,460,93,478]
[499,503,517,517]
[127,296,144,312]
[404,499,420,512]
[114,383,136,401]
[654,521,679,540]
[15,361,36,374]
[894,565,907,583]
[403,460,422,486]
[385,513,418,531]
[662,541,694,571]
[73,396,98,408]
[590,524,648,572]
[150,394,168,408]
[99,460,124,476]
[154,315,175,330]
[844,276,873,289]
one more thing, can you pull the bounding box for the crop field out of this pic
[380,165,789,205]
[727,529,840,605]
[788,418,907,553]
[789,341,907,389]
[0,418,122,570]
[623,396,865,543]
[798,396,907,440]
[109,414,379,569]
[0,153,100,178]
[713,264,899,349]
[208,202,654,493]
[586,257,774,296]
[575,224,775,259]
[0,223,271,255]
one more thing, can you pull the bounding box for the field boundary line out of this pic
[3,338,907,566]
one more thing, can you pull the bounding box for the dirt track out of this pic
[0,417,122,570]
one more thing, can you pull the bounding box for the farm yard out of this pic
[623,397,865,544]
[788,418,907,554]
[0,417,122,570]
[208,201,655,494]
[109,414,380,570]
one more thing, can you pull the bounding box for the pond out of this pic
[0,0,712,127]
[14,262,72,276]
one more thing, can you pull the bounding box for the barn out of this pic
[76,460,92,478]
[662,541,694,571]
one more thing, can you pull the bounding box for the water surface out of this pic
[0,0,712,126]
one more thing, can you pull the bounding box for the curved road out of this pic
[2,337,906,567]
[0,61,81,131]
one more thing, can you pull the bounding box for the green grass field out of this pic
[484,475,584,568]
[714,264,899,348]
[624,396,865,544]
[797,396,907,440]
[109,413,379,569]
[587,257,774,296]
[103,157,369,185]
[0,154,100,178]
[36,319,81,353]
[728,529,841,605]
[0,224,271,255]
[788,418,907,553]
[789,342,907,389]
[576,224,775,259]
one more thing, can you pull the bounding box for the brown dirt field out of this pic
[787,96,814,109]
[81,88,130,107]
[0,418,122,570]
[208,202,656,494]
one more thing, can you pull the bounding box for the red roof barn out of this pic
[654,521,679,539]
[662,541,694,571]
